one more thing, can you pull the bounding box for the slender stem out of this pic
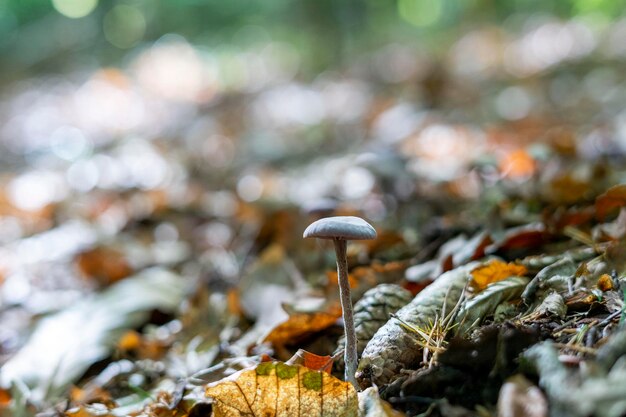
[333,238,358,388]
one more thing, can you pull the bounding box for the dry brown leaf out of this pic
[205,361,358,417]
[596,184,626,221]
[546,174,591,204]
[564,289,598,311]
[76,246,133,287]
[471,260,527,291]
[487,223,548,253]
[545,206,595,233]
[262,304,342,346]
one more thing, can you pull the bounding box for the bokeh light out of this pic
[52,0,98,19]
[103,5,146,49]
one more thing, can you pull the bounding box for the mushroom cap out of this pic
[303,216,376,240]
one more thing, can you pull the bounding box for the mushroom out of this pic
[303,216,376,388]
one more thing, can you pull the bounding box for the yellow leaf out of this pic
[470,260,527,291]
[205,361,358,417]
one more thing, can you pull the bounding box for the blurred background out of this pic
[2,0,626,410]
[0,0,625,230]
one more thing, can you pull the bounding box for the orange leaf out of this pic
[227,288,243,316]
[263,306,342,346]
[116,330,170,360]
[0,388,11,407]
[470,260,527,291]
[287,349,334,374]
[303,353,333,374]
[117,330,141,351]
[596,184,626,221]
[500,149,535,179]
[75,246,133,287]
[597,274,614,292]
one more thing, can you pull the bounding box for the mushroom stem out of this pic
[333,238,358,388]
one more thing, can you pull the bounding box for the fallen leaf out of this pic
[564,289,598,311]
[205,361,358,417]
[116,330,171,360]
[358,386,405,417]
[69,385,110,405]
[262,304,342,346]
[545,174,591,204]
[487,223,549,254]
[596,184,626,221]
[499,149,535,179]
[227,288,243,317]
[470,260,527,292]
[529,292,567,319]
[497,374,548,417]
[117,330,142,351]
[598,274,614,292]
[521,257,577,303]
[0,388,11,406]
[458,276,529,333]
[76,246,133,287]
[0,268,186,402]
[287,349,334,373]
[545,206,595,233]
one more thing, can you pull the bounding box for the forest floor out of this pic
[2,31,626,417]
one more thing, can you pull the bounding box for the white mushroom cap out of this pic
[303,216,376,240]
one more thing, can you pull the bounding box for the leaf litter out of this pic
[5,18,626,417]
